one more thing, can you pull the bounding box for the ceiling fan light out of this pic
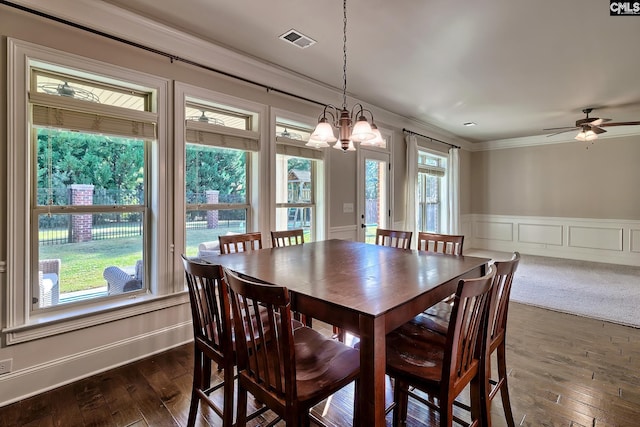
[575,128,597,142]
[311,119,338,143]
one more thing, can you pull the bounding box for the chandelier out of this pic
[307,0,384,151]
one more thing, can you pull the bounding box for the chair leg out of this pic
[332,326,346,342]
[439,396,454,427]
[222,361,235,426]
[187,349,202,427]
[393,379,409,426]
[236,383,248,427]
[497,342,515,427]
[353,378,360,426]
[470,374,487,427]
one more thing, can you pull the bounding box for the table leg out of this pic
[357,314,387,426]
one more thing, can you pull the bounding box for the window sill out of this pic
[2,291,189,345]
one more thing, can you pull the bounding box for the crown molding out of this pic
[468,127,640,151]
[7,0,468,149]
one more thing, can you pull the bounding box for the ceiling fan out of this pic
[544,108,640,141]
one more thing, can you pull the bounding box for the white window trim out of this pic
[270,108,329,243]
[4,38,174,344]
[417,149,449,233]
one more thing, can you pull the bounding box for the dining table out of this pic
[202,238,490,426]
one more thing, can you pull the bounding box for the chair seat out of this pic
[293,327,361,402]
[409,300,452,336]
[241,326,360,405]
[385,323,447,383]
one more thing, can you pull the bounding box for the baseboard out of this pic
[0,322,192,407]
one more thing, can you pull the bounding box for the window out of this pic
[183,100,260,257]
[7,39,169,340]
[30,70,156,308]
[275,121,325,242]
[417,151,447,233]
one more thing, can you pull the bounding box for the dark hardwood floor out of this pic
[1,302,639,426]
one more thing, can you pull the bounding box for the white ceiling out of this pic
[95,0,640,143]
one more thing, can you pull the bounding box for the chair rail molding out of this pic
[467,214,640,266]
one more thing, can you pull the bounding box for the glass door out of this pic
[357,149,389,243]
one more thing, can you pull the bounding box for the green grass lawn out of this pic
[39,224,246,293]
[39,222,313,294]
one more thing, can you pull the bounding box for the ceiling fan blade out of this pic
[591,126,607,134]
[598,121,640,127]
[589,118,611,127]
[542,126,578,132]
[546,128,578,137]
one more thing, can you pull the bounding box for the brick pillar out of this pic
[206,190,219,229]
[70,184,94,243]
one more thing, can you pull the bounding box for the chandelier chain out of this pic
[342,0,348,110]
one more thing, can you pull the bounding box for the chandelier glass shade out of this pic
[308,0,385,152]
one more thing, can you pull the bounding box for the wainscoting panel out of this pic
[630,229,640,253]
[518,223,563,246]
[474,221,513,241]
[464,214,640,266]
[568,226,623,251]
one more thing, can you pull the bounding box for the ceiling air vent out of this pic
[279,29,316,49]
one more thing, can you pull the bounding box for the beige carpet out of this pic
[466,249,640,328]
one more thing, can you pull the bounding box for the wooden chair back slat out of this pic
[374,228,413,249]
[219,232,263,255]
[445,268,495,395]
[488,252,521,351]
[417,232,464,255]
[271,229,304,247]
[182,257,231,356]
[225,269,296,405]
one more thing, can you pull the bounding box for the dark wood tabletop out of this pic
[203,238,490,426]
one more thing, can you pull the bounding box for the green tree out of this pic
[37,129,145,205]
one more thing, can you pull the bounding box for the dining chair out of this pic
[219,231,263,254]
[270,228,312,327]
[271,229,305,247]
[410,252,521,426]
[374,228,413,249]
[417,232,464,255]
[223,267,361,427]
[181,256,236,426]
[385,267,496,427]
[182,256,272,426]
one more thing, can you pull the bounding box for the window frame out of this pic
[5,38,174,345]
[416,149,448,233]
[271,109,329,244]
